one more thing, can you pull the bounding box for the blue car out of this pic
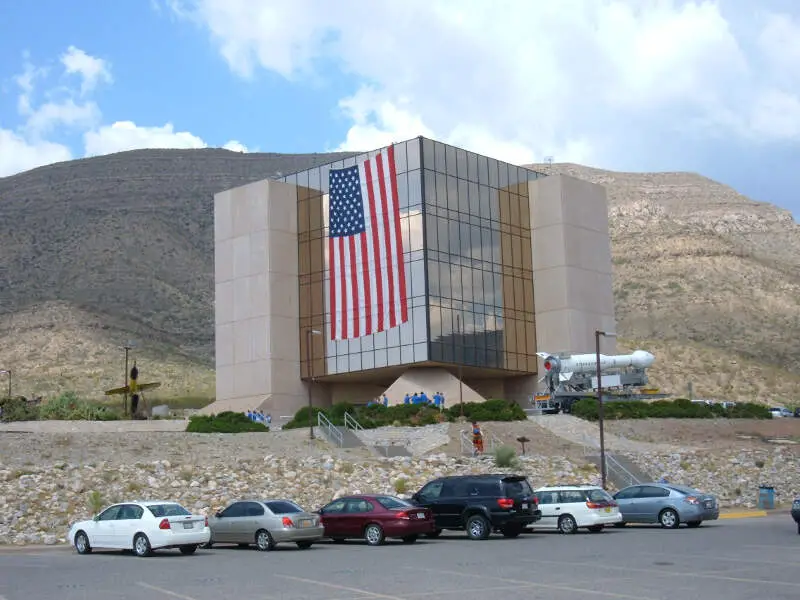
[791,497,800,534]
[613,483,719,529]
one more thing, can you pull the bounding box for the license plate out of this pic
[521,503,528,509]
[416,512,425,519]
[298,520,311,528]
[183,522,193,529]
[604,507,611,513]
[704,501,713,508]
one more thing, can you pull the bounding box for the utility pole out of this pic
[595,330,616,490]
[122,341,136,417]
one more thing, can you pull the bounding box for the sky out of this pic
[1,0,799,217]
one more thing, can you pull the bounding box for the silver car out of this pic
[207,499,324,551]
[613,483,720,529]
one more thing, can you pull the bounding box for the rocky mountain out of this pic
[1,150,798,403]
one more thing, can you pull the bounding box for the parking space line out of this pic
[743,543,800,551]
[136,582,202,600]
[639,550,799,567]
[399,578,640,598]
[275,575,407,600]
[405,566,657,600]
[522,558,800,589]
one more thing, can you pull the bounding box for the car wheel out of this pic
[501,525,522,538]
[255,529,275,552]
[74,531,92,555]
[296,542,313,550]
[659,508,679,529]
[587,525,604,533]
[179,545,197,555]
[203,541,213,549]
[558,515,577,535]
[401,535,418,544]
[686,521,702,528]
[364,523,385,546]
[425,529,442,539]
[465,515,491,540]
[133,533,152,557]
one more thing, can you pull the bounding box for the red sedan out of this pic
[317,494,435,546]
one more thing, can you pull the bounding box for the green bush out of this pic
[38,392,120,421]
[571,398,772,421]
[282,398,527,430]
[186,411,269,433]
[0,396,40,421]
[493,445,519,468]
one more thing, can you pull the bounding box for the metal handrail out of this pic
[604,454,641,487]
[317,412,343,447]
[343,411,364,431]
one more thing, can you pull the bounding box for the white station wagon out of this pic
[68,501,210,557]
[533,485,623,534]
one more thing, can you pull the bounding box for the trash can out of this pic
[758,485,775,510]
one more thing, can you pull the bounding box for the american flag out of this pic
[327,146,408,340]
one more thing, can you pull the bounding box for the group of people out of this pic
[402,391,446,408]
[245,409,272,424]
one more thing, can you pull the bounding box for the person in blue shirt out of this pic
[382,394,389,406]
[419,391,429,404]
[404,393,411,404]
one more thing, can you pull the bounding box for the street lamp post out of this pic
[455,314,464,418]
[595,329,617,490]
[0,369,11,399]
[306,328,322,440]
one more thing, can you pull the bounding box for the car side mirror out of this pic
[316,508,324,515]
[93,515,100,522]
[214,511,222,518]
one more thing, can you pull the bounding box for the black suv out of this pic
[409,474,541,540]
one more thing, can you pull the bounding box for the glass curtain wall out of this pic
[290,138,428,379]
[422,139,539,373]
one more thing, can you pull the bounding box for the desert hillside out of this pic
[0,150,797,404]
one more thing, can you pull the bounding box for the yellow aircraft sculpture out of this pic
[104,362,161,416]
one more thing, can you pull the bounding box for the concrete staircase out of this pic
[585,452,653,490]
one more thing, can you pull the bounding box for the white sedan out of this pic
[68,501,210,557]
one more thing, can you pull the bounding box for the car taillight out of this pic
[497,498,514,510]
[685,496,700,505]
[586,501,606,509]
[282,517,294,527]
[159,518,170,530]
[395,510,411,519]
[204,516,208,527]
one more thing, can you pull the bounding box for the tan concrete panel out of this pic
[216,322,234,368]
[531,224,566,271]
[214,189,233,242]
[562,225,613,274]
[215,238,233,284]
[233,319,255,364]
[558,176,610,235]
[232,235,251,279]
[214,280,233,325]
[532,267,569,313]
[232,276,252,322]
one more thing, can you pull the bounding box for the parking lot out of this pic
[0,515,797,600]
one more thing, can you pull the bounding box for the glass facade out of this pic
[283,136,542,379]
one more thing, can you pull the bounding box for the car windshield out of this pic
[147,504,190,517]
[667,485,701,496]
[265,501,303,514]
[374,496,412,509]
[503,478,533,497]
[586,489,614,502]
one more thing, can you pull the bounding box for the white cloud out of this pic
[60,46,113,95]
[0,129,72,177]
[1,48,249,178]
[84,121,208,155]
[171,0,800,167]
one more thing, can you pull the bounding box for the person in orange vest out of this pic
[471,421,484,455]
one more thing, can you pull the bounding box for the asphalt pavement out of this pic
[0,515,798,600]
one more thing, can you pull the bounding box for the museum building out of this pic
[207,136,616,417]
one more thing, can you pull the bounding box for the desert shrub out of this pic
[282,406,327,429]
[87,490,105,515]
[186,411,269,433]
[0,396,40,421]
[394,477,408,494]
[572,398,772,421]
[493,445,519,468]
[38,392,120,421]
[446,399,527,422]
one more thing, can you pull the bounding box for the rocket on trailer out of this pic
[534,349,662,412]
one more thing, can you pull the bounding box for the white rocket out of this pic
[536,350,655,382]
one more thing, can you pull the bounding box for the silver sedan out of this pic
[207,499,324,551]
[613,483,719,528]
